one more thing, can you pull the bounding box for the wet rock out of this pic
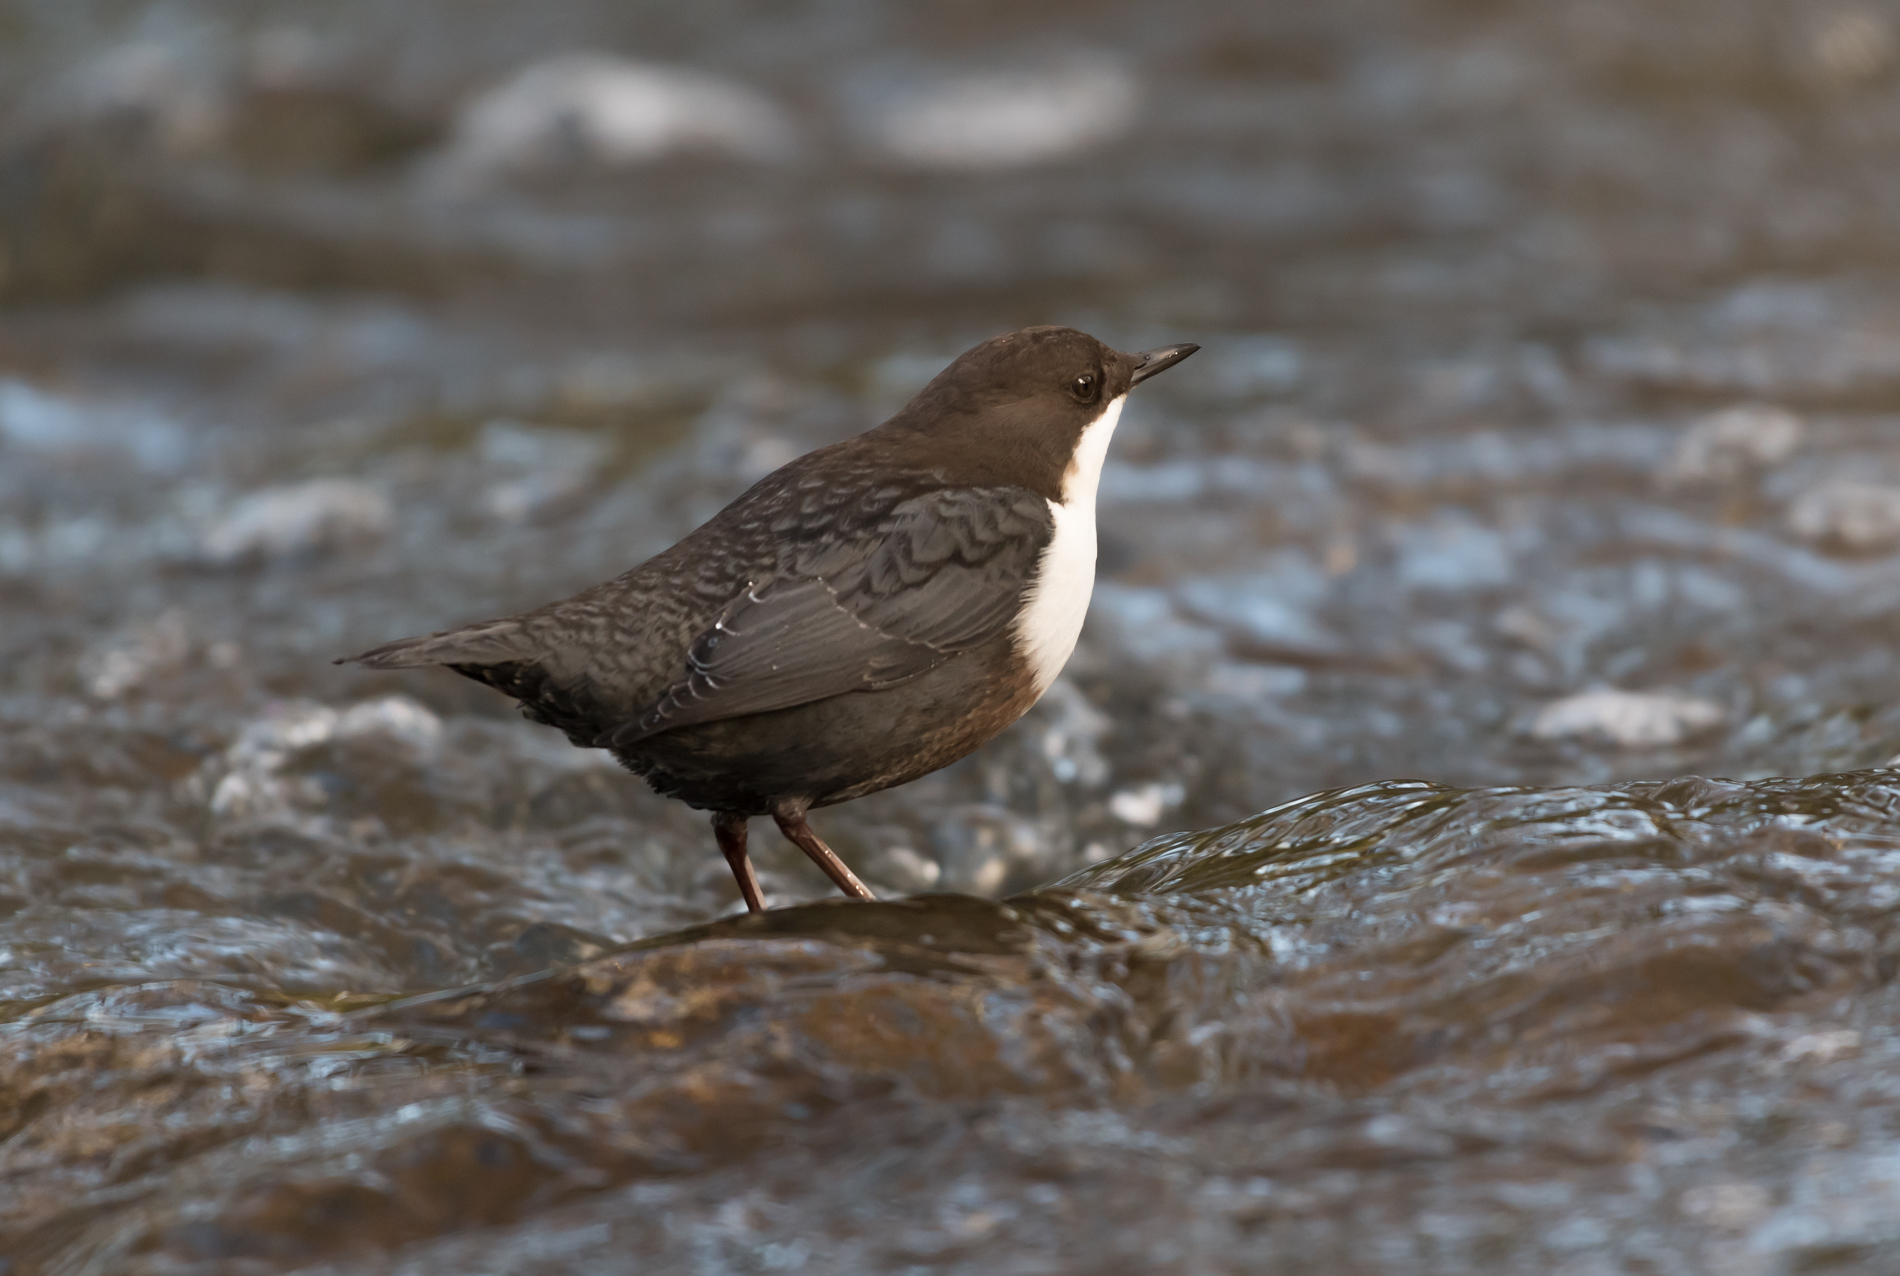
[865,56,1139,169]
[1786,479,1900,551]
[1662,404,1804,486]
[492,919,609,974]
[1529,687,1725,748]
[433,55,795,182]
[199,478,393,564]
[14,766,1900,1271]
[224,29,443,178]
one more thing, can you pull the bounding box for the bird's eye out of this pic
[1070,373,1098,402]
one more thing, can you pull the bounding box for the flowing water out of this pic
[6,1,1900,1271]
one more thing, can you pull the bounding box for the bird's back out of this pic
[342,430,949,747]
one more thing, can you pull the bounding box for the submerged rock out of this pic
[14,771,1900,1272]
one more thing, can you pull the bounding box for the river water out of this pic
[6,1,1900,1272]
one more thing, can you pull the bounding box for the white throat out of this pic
[1013,394,1124,696]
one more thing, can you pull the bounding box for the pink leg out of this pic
[713,812,765,913]
[772,804,875,901]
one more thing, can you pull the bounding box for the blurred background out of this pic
[12,0,1900,900]
[11,2,1900,1269]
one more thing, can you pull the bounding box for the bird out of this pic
[338,325,1198,912]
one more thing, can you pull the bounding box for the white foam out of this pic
[438,55,794,181]
[1787,480,1900,550]
[1664,404,1804,486]
[873,57,1138,170]
[1530,687,1724,749]
[201,479,392,564]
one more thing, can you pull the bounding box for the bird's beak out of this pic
[1127,343,1200,386]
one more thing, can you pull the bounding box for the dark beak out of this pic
[1127,343,1200,386]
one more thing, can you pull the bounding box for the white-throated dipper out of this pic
[339,326,1197,911]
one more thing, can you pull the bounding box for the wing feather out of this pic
[604,487,1052,746]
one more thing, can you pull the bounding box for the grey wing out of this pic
[604,487,1053,747]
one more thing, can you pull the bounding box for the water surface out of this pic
[6,1,1900,1270]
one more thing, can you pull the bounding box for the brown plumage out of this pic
[340,325,1197,911]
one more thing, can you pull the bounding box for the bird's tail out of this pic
[335,618,531,669]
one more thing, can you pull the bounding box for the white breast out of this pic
[1013,394,1124,696]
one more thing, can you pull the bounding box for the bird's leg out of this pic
[772,803,876,901]
[713,812,765,913]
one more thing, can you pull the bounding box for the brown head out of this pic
[877,326,1198,499]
